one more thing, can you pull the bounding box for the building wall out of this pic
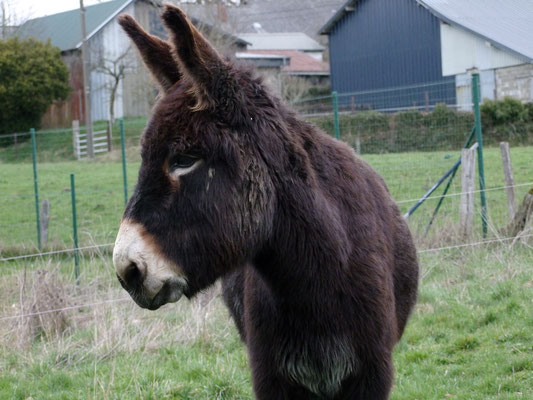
[495,63,533,102]
[41,50,84,129]
[328,0,455,109]
[441,23,526,77]
[87,2,136,122]
[455,70,495,111]
[120,0,160,119]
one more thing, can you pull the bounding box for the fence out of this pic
[0,118,146,256]
[72,120,112,159]
[0,76,532,269]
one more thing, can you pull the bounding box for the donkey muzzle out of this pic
[113,219,188,310]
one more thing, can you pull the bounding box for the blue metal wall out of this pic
[328,0,456,109]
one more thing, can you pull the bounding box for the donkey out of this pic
[113,4,418,399]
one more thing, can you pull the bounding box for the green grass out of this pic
[0,245,530,399]
[0,123,531,398]
[0,118,146,164]
[1,144,531,252]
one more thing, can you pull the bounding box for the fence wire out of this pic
[0,80,532,256]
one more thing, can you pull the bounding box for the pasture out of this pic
[0,144,531,399]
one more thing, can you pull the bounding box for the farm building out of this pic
[320,0,533,110]
[16,0,247,128]
[236,32,330,98]
[420,0,533,109]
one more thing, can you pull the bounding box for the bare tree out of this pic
[0,0,29,38]
[93,47,135,123]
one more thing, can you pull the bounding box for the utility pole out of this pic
[80,0,94,158]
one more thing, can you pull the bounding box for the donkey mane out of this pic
[113,5,419,399]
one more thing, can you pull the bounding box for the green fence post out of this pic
[120,118,128,205]
[332,91,340,140]
[472,72,488,237]
[31,128,41,250]
[70,173,80,285]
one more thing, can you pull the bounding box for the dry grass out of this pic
[0,253,232,366]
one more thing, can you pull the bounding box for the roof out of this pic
[418,0,533,62]
[319,0,356,35]
[178,0,346,42]
[17,0,133,52]
[16,0,248,53]
[243,50,330,75]
[238,32,325,52]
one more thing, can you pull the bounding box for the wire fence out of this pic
[0,78,532,264]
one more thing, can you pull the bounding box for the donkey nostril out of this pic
[122,262,144,289]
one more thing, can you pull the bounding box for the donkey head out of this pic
[113,5,281,309]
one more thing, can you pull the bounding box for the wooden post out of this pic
[499,142,516,220]
[355,136,361,154]
[503,187,533,237]
[13,133,18,159]
[106,120,113,152]
[460,143,478,238]
[72,120,80,159]
[40,200,50,247]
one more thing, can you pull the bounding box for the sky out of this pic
[6,0,103,23]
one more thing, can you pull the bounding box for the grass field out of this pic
[1,144,532,252]
[0,243,530,399]
[0,130,532,399]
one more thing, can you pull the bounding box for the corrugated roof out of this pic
[17,0,133,52]
[238,32,325,51]
[418,0,533,62]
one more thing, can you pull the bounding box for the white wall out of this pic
[455,70,495,111]
[441,23,525,77]
[88,3,136,122]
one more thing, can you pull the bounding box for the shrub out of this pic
[304,101,531,153]
[481,97,526,126]
[0,37,70,135]
[394,110,426,152]
[524,102,533,122]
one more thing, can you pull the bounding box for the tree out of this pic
[93,46,134,123]
[0,37,70,134]
[1,0,23,39]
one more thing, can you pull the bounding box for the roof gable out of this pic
[17,0,133,52]
[419,0,533,62]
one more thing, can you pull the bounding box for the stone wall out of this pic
[495,63,533,102]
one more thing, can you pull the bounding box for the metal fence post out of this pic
[332,91,340,140]
[70,173,80,285]
[472,72,488,237]
[120,118,128,205]
[31,128,41,249]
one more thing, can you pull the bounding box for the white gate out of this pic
[72,120,112,159]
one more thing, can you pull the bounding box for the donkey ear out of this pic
[161,4,234,110]
[118,14,181,92]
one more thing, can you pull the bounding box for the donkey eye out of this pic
[169,154,200,171]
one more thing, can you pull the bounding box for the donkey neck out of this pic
[253,178,351,302]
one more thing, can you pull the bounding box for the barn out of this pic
[16,0,247,128]
[320,0,533,110]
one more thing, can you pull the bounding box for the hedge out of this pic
[306,103,533,154]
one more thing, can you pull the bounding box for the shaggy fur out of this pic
[118,5,419,399]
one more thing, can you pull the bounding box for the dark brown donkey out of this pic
[113,4,418,399]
